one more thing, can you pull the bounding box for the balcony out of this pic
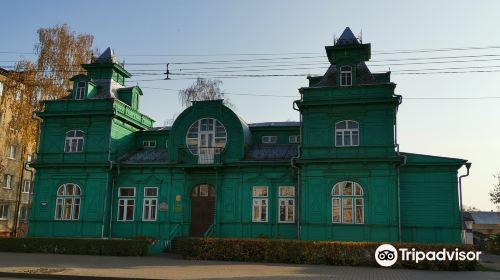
[178,147,224,165]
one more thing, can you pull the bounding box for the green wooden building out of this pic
[29,28,468,245]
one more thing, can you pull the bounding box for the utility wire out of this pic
[140,86,500,100]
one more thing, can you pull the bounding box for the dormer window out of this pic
[75,81,86,100]
[143,140,156,148]
[340,66,352,86]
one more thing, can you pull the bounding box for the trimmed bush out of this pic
[0,237,149,256]
[173,237,478,270]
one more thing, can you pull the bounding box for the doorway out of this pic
[190,184,215,236]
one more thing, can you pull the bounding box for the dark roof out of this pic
[336,27,359,45]
[468,211,500,225]
[95,47,118,64]
[249,122,299,127]
[121,149,168,164]
[0,67,10,76]
[245,144,298,161]
[144,126,171,132]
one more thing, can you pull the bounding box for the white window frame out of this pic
[15,90,21,101]
[278,186,295,223]
[331,181,364,224]
[0,205,8,220]
[75,81,86,100]
[118,187,136,222]
[54,183,81,221]
[288,135,300,144]
[64,130,85,153]
[22,180,32,193]
[252,186,268,223]
[7,145,16,159]
[340,65,352,86]
[143,187,158,222]
[335,120,359,147]
[143,140,157,148]
[262,136,277,144]
[4,174,12,189]
[186,118,227,156]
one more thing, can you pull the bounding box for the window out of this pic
[118,187,135,221]
[22,180,32,193]
[335,120,359,147]
[340,65,352,86]
[55,183,81,220]
[7,145,16,159]
[289,135,300,144]
[143,187,158,221]
[143,140,156,148]
[332,181,364,224]
[4,174,12,189]
[75,81,86,100]
[64,130,84,153]
[191,184,215,197]
[186,118,227,164]
[262,136,277,144]
[19,205,28,222]
[278,186,295,223]
[0,205,8,220]
[252,186,268,222]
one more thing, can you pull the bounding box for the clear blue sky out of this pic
[1,0,499,210]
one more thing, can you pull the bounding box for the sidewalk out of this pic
[0,252,498,280]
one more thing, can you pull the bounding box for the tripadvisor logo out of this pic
[374,244,482,267]
[375,244,398,267]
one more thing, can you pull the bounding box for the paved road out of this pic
[0,252,498,280]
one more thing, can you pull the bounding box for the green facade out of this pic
[29,30,467,245]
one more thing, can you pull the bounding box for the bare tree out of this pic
[489,173,500,210]
[462,205,479,212]
[178,78,234,108]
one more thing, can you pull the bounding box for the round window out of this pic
[186,118,227,155]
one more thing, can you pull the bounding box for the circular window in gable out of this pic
[186,118,227,155]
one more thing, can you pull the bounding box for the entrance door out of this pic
[190,184,215,236]
[198,132,214,164]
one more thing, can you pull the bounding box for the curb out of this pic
[0,271,159,280]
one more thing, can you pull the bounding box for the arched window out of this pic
[332,181,364,224]
[55,183,81,220]
[335,120,359,147]
[64,130,84,153]
[75,81,86,100]
[340,65,352,86]
[186,118,227,164]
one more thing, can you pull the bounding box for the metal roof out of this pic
[121,149,168,163]
[244,144,298,161]
[143,126,171,132]
[95,47,118,64]
[468,211,500,225]
[336,27,359,45]
[249,122,299,127]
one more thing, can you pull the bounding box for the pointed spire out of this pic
[336,27,359,45]
[95,47,118,64]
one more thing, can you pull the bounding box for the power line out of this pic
[140,86,500,100]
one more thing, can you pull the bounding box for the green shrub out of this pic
[485,234,500,254]
[0,237,149,256]
[173,237,477,270]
